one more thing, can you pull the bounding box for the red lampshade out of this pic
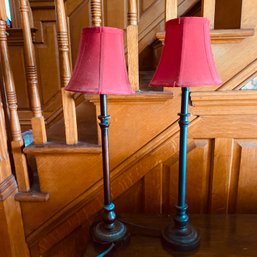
[150,17,222,87]
[65,27,133,95]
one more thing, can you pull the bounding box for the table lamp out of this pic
[66,26,133,248]
[150,17,222,251]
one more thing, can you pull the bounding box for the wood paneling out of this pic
[144,164,163,213]
[215,0,242,29]
[115,179,145,214]
[210,138,234,213]
[67,0,90,66]
[104,0,126,28]
[42,228,86,257]
[167,139,212,214]
[236,140,257,213]
[141,0,156,12]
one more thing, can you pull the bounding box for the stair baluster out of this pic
[127,0,139,91]
[164,0,177,93]
[19,0,47,145]
[0,96,30,257]
[201,0,216,28]
[0,19,30,192]
[166,0,178,21]
[55,0,78,145]
[91,0,102,27]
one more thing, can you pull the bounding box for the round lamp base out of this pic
[91,220,130,250]
[162,224,200,251]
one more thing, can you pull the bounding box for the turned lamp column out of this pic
[150,17,222,251]
[65,26,133,247]
[176,87,190,229]
[97,94,124,235]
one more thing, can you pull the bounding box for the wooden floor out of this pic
[85,214,257,256]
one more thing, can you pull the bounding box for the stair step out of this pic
[24,142,101,155]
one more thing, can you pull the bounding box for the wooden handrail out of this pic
[19,0,47,144]
[55,0,78,145]
[127,0,139,91]
[166,0,178,21]
[0,19,30,192]
[201,0,216,29]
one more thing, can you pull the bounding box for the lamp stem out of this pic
[175,87,190,229]
[161,87,200,251]
[99,94,116,229]
[91,94,128,248]
[99,94,111,206]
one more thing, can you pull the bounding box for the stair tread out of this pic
[24,141,101,154]
[156,28,255,44]
[84,214,257,256]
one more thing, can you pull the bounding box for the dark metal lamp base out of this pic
[162,224,200,251]
[91,220,130,250]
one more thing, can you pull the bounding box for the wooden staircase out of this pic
[1,0,257,257]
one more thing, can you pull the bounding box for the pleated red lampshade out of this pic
[65,27,133,95]
[150,17,222,87]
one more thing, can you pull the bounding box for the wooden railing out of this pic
[0,2,49,200]
[0,18,30,192]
